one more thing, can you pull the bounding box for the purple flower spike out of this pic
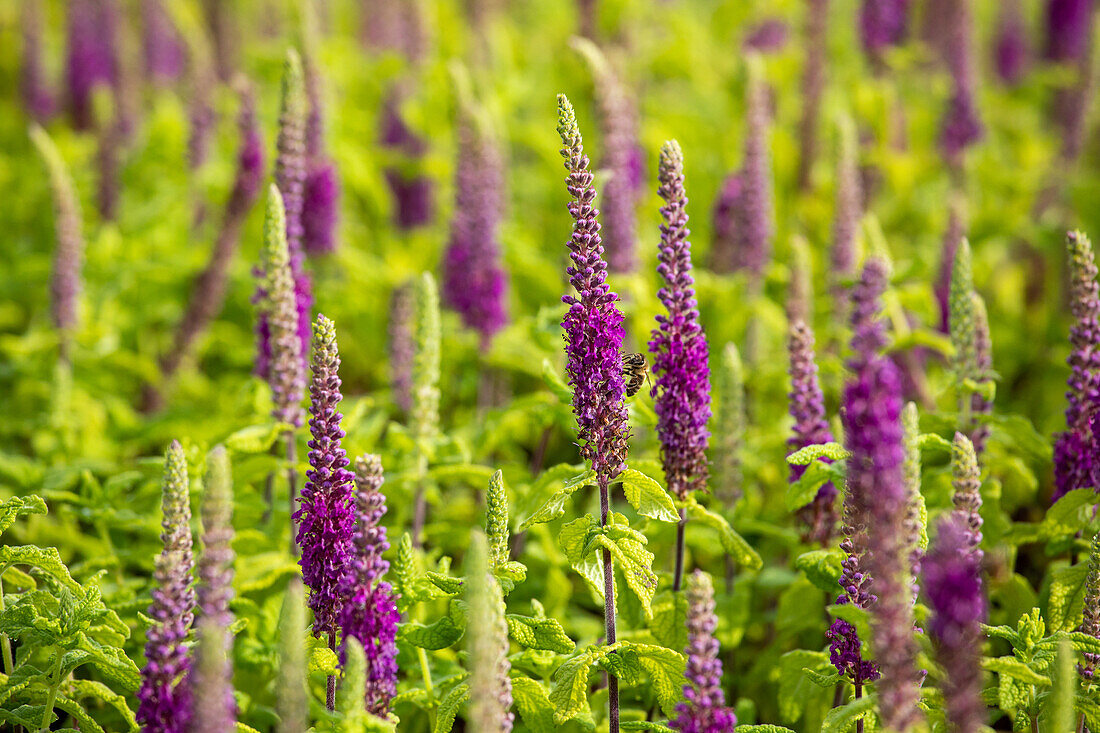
[66,0,117,130]
[649,140,711,501]
[860,0,911,62]
[142,0,185,83]
[388,282,415,413]
[161,81,265,388]
[924,514,987,733]
[832,116,862,294]
[442,118,509,346]
[339,455,399,717]
[951,432,984,562]
[671,570,737,732]
[827,619,881,685]
[843,259,923,731]
[381,90,435,229]
[995,0,1030,84]
[302,55,341,257]
[137,442,196,733]
[1053,230,1100,503]
[788,319,839,545]
[1045,0,1094,63]
[939,0,984,165]
[557,94,630,484]
[710,173,744,273]
[744,18,790,53]
[732,56,775,283]
[303,161,340,256]
[295,314,356,641]
[193,445,237,728]
[20,3,56,123]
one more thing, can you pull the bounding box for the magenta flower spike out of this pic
[732,56,775,284]
[441,117,509,345]
[1045,0,1094,63]
[66,0,117,130]
[860,0,911,64]
[142,0,185,83]
[788,319,839,545]
[20,3,56,123]
[649,140,711,502]
[137,442,196,733]
[671,571,737,732]
[924,514,987,733]
[995,0,1030,84]
[938,0,983,166]
[1053,230,1100,503]
[710,173,744,273]
[338,455,399,717]
[381,90,435,229]
[843,259,923,731]
[302,54,341,256]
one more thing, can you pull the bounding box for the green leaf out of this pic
[734,726,797,733]
[549,647,605,724]
[617,469,679,523]
[804,667,843,688]
[507,615,575,653]
[433,683,469,733]
[1048,563,1090,632]
[1041,489,1096,539]
[983,656,1051,686]
[518,470,597,531]
[785,461,840,512]
[649,590,689,652]
[620,642,687,716]
[684,502,763,569]
[426,572,464,596]
[399,615,465,650]
[66,678,138,731]
[621,723,675,732]
[541,359,573,404]
[224,422,293,453]
[777,650,831,723]
[821,692,876,733]
[787,442,850,465]
[589,515,658,618]
[794,550,844,593]
[0,495,47,535]
[510,676,560,732]
[917,433,954,452]
[309,645,339,675]
[0,545,80,592]
[827,603,873,646]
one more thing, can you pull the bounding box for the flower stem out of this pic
[855,683,863,733]
[39,652,64,732]
[326,633,337,711]
[418,647,436,727]
[600,473,619,733]
[673,507,687,592]
[1077,712,1087,733]
[286,432,299,557]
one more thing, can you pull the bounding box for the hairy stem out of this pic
[418,647,436,727]
[855,683,863,733]
[600,473,619,732]
[39,652,64,732]
[673,508,687,592]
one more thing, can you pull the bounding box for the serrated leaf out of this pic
[787,442,850,465]
[617,469,679,523]
[649,591,689,652]
[549,647,605,724]
[426,572,464,596]
[66,678,138,731]
[785,460,839,512]
[589,519,657,618]
[821,692,876,733]
[1041,489,1096,539]
[519,471,597,530]
[0,495,48,535]
[621,642,686,716]
[224,422,293,454]
[735,726,797,733]
[1048,563,1090,632]
[399,615,464,650]
[684,502,763,569]
[309,645,339,675]
[804,667,842,688]
[983,656,1051,686]
[794,550,844,593]
[917,433,954,452]
[433,683,469,733]
[510,676,558,732]
[507,615,575,653]
[0,545,80,592]
[621,723,675,732]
